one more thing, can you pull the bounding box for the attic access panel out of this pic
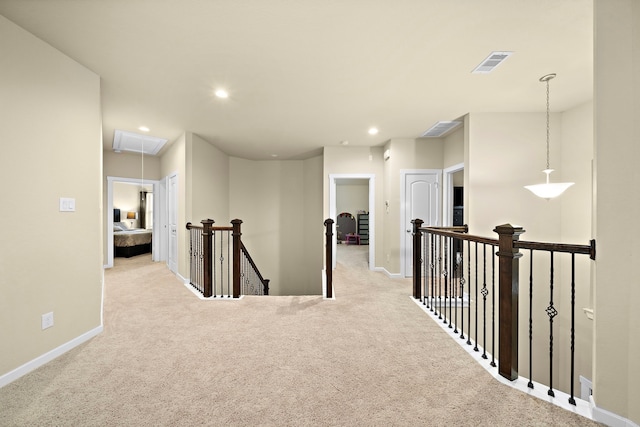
[113,130,168,155]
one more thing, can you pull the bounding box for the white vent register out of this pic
[472,51,513,74]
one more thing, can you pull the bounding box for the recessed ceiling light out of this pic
[215,89,229,99]
[340,140,349,145]
[368,127,379,135]
[138,126,150,132]
[271,154,278,158]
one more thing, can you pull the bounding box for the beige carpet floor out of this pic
[0,245,601,426]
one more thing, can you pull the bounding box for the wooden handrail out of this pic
[516,239,596,260]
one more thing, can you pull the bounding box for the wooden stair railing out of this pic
[412,220,595,405]
[186,219,269,298]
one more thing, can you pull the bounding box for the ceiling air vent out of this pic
[421,121,462,138]
[113,130,168,155]
[472,51,513,74]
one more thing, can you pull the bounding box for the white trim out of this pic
[373,266,403,279]
[442,163,464,227]
[329,174,376,271]
[0,326,103,388]
[400,169,442,277]
[182,281,246,300]
[590,396,639,427]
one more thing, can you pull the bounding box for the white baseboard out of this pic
[590,396,640,427]
[176,272,189,285]
[373,266,403,279]
[0,325,103,389]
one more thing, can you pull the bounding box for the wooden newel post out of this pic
[201,219,214,298]
[231,219,242,298]
[412,219,424,300]
[494,223,525,381]
[324,218,334,299]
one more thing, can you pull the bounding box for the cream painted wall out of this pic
[0,16,102,376]
[104,150,161,181]
[229,156,323,295]
[188,133,229,224]
[302,156,324,295]
[593,0,640,423]
[160,133,187,278]
[467,112,564,239]
[323,146,385,268]
[336,183,369,217]
[443,127,464,168]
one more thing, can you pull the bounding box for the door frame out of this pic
[329,173,375,270]
[442,163,465,227]
[166,171,179,274]
[106,176,161,268]
[400,169,442,277]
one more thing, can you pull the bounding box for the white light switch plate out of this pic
[59,197,75,212]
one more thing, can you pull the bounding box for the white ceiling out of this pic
[0,0,593,160]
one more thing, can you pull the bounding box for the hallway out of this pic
[0,249,599,426]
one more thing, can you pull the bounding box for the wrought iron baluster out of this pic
[212,230,218,297]
[466,240,472,346]
[474,242,479,352]
[227,231,231,298]
[438,235,443,319]
[430,233,435,311]
[481,243,488,359]
[528,249,534,389]
[569,253,576,406]
[547,250,557,397]
[490,245,496,367]
[453,237,459,334]
[444,236,450,326]
[460,238,466,341]
[198,230,202,292]
[219,230,225,297]
[423,231,428,306]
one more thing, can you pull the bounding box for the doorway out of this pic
[401,169,441,277]
[329,174,375,270]
[106,176,161,268]
[442,163,465,227]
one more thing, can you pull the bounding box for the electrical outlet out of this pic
[41,312,54,330]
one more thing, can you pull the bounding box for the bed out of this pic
[113,209,152,258]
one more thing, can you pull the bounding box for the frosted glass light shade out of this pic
[524,169,574,200]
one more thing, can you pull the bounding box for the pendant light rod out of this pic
[539,73,556,170]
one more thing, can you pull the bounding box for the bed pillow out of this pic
[115,221,129,230]
[114,225,124,232]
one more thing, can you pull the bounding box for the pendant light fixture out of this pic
[524,73,574,200]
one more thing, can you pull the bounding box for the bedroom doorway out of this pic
[329,174,375,271]
[106,176,161,268]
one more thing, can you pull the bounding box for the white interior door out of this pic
[167,173,178,274]
[403,171,440,277]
